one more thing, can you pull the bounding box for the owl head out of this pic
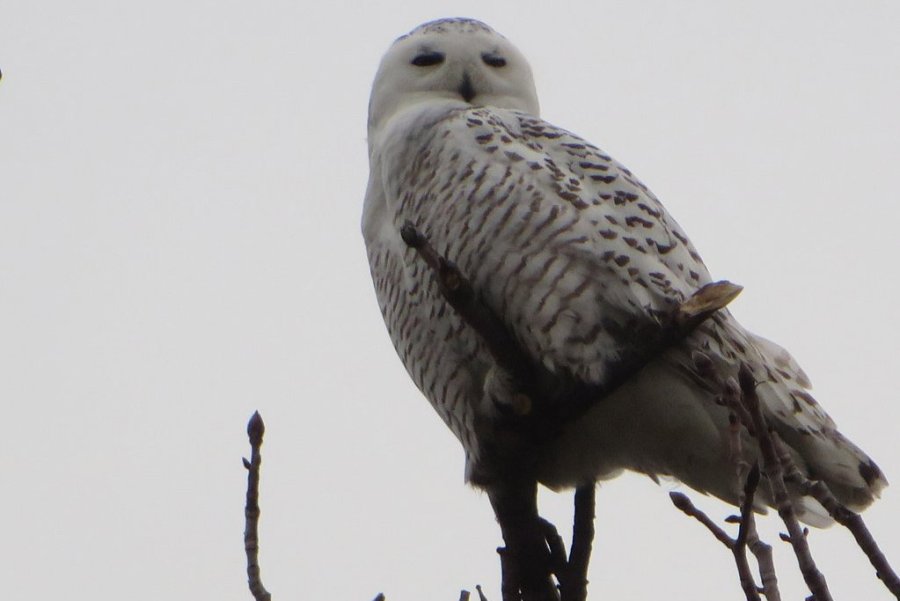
[368,18,540,135]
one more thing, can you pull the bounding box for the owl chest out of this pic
[369,242,489,447]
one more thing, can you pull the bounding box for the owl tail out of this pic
[535,323,887,528]
[738,332,888,525]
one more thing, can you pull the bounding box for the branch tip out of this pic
[669,491,691,511]
[476,585,488,601]
[400,221,423,248]
[247,411,265,445]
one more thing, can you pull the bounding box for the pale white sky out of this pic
[2,2,899,600]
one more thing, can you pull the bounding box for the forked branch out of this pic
[670,465,768,601]
[737,367,834,601]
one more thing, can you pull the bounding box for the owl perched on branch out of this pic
[362,18,885,526]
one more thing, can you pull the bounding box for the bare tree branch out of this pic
[243,411,272,601]
[733,465,763,601]
[737,366,833,601]
[560,485,595,601]
[771,436,900,599]
[717,372,781,600]
[747,525,780,601]
[670,490,762,601]
[489,481,559,601]
[538,518,568,579]
[670,492,736,547]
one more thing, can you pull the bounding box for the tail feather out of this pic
[739,321,888,517]
[535,312,886,528]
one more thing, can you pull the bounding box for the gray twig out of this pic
[772,436,900,599]
[670,489,762,601]
[748,524,780,601]
[738,366,833,601]
[243,411,272,601]
[561,485,595,601]
[733,465,763,601]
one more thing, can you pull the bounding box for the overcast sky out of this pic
[2,2,899,600]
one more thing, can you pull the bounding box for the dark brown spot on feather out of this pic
[859,460,883,487]
[653,240,676,254]
[590,174,617,183]
[637,203,661,218]
[625,215,654,229]
[795,390,817,406]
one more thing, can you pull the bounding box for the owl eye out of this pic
[411,52,445,67]
[482,53,507,68]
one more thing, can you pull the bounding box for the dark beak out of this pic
[458,72,475,103]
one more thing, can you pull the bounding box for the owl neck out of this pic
[368,97,467,154]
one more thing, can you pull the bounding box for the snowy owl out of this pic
[362,18,885,524]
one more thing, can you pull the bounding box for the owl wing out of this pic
[381,106,711,386]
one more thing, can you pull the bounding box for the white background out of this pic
[2,2,898,600]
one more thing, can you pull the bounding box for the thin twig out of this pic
[738,366,833,601]
[747,524,780,601]
[670,468,766,601]
[538,517,568,579]
[460,590,471,601]
[733,465,763,601]
[670,492,735,547]
[476,585,489,601]
[489,482,559,601]
[243,411,272,601]
[400,222,534,395]
[724,388,780,601]
[497,546,519,601]
[560,484,595,601]
[772,436,900,599]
